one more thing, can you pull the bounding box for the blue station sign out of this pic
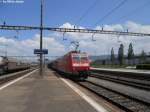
[34,49,48,54]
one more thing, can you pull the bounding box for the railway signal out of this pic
[0,0,150,76]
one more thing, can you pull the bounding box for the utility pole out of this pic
[40,0,43,75]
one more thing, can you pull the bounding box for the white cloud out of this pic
[59,21,150,55]
[0,34,65,60]
[125,21,150,33]
[0,21,150,59]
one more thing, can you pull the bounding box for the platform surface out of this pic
[0,69,101,112]
[91,67,150,74]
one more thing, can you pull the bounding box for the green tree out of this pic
[128,43,134,65]
[118,44,124,65]
[111,47,115,65]
[140,50,146,64]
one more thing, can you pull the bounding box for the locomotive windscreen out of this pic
[81,56,88,61]
[73,56,80,61]
[72,53,88,61]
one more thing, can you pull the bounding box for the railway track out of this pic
[78,80,150,112]
[0,68,36,85]
[91,69,150,80]
[90,73,150,91]
[52,68,150,111]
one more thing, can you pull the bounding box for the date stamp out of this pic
[0,0,24,4]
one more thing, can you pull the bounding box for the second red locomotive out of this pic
[49,51,90,79]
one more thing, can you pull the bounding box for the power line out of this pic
[108,1,150,24]
[75,0,99,25]
[94,0,127,26]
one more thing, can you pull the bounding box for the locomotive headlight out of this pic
[73,67,75,71]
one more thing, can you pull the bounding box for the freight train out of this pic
[0,56,30,74]
[48,51,90,80]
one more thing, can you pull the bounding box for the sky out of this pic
[0,0,150,60]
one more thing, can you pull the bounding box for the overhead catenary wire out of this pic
[94,0,127,26]
[75,0,99,26]
[108,1,150,24]
[69,0,99,42]
[0,19,17,39]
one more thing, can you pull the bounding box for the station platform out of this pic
[0,68,109,112]
[91,67,150,74]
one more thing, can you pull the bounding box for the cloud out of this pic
[0,21,150,60]
[0,34,65,59]
[60,21,150,55]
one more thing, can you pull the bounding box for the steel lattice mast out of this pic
[0,25,150,37]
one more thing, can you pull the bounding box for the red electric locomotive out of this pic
[49,51,90,79]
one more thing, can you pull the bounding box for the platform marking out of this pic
[60,78,108,112]
[0,69,38,91]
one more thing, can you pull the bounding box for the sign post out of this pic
[34,49,48,75]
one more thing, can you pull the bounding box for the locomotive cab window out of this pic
[72,56,80,61]
[81,56,88,61]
